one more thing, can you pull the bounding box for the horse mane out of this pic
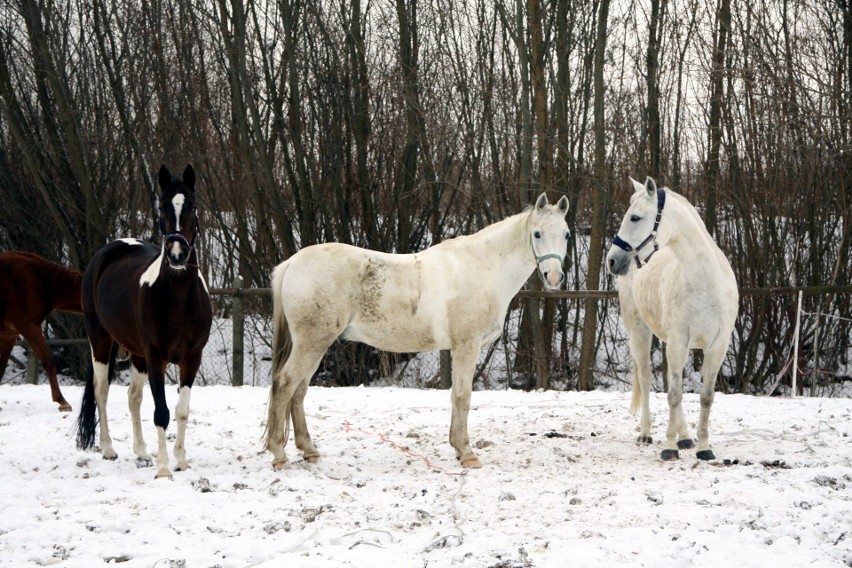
[31,254,83,290]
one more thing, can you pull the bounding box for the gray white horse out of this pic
[265,193,570,469]
[607,177,738,460]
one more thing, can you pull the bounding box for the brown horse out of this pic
[0,251,83,411]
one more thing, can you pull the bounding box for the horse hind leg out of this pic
[93,355,117,460]
[0,335,15,379]
[290,379,319,463]
[661,342,691,461]
[267,344,327,470]
[127,359,152,466]
[19,324,71,411]
[694,345,726,461]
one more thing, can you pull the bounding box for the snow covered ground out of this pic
[0,383,850,567]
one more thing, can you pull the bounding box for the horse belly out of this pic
[342,312,447,353]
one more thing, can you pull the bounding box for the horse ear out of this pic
[645,176,657,196]
[535,193,549,210]
[630,177,645,194]
[182,164,196,190]
[158,165,171,191]
[556,195,569,215]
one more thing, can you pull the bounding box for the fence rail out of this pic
[7,285,852,395]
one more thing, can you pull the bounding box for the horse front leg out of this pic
[173,354,201,472]
[662,342,691,461]
[147,361,172,479]
[128,360,152,466]
[449,343,481,468]
[172,385,192,471]
[626,322,653,444]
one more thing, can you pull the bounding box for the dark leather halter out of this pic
[611,188,666,269]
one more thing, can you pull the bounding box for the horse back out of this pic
[0,251,83,328]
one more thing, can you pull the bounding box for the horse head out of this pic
[529,193,570,290]
[158,164,199,269]
[606,176,667,276]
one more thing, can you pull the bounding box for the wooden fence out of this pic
[11,284,852,392]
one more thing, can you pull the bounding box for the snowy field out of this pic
[0,384,850,567]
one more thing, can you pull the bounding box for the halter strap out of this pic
[611,188,666,269]
[530,235,565,267]
[161,211,200,268]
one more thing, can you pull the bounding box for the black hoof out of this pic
[637,435,653,445]
[677,439,695,450]
[660,449,679,461]
[103,454,118,462]
[696,450,715,461]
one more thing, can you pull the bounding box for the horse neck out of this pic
[40,259,83,313]
[661,196,726,273]
[468,209,536,291]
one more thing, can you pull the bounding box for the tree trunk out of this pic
[578,0,610,391]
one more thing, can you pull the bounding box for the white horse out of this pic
[265,193,570,469]
[606,177,738,461]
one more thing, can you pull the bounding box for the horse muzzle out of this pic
[538,258,565,290]
[606,249,631,276]
[164,233,192,268]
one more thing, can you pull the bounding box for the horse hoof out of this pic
[660,449,679,461]
[102,453,118,461]
[135,457,153,468]
[677,439,695,450]
[637,435,653,445]
[304,455,319,464]
[461,456,483,469]
[272,457,288,470]
[155,469,173,480]
[696,450,715,461]
[58,403,72,412]
[174,464,191,472]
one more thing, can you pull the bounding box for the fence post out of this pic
[26,349,38,385]
[232,276,244,387]
[439,350,451,388]
[791,289,802,397]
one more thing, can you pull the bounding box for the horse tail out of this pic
[629,361,641,414]
[75,343,118,449]
[263,261,293,447]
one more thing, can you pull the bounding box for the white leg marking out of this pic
[155,426,172,479]
[128,365,151,463]
[173,386,192,471]
[92,359,116,460]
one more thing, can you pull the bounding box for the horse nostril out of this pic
[608,258,614,268]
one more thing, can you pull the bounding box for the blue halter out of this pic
[611,188,666,269]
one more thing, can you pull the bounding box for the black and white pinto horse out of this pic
[607,177,738,461]
[76,165,213,479]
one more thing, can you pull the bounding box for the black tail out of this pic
[75,343,118,450]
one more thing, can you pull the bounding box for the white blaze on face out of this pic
[169,193,187,261]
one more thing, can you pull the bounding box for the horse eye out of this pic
[630,215,641,222]
[565,232,570,240]
[534,231,541,239]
